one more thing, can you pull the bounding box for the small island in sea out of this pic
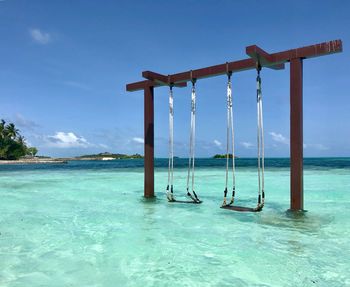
[0,152,144,165]
[213,154,238,159]
[72,152,143,160]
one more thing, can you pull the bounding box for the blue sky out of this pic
[0,0,349,157]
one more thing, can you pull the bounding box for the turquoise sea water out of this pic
[0,158,349,287]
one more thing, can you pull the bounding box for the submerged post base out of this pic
[286,209,308,218]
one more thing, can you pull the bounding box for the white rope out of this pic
[224,81,230,191]
[223,75,236,206]
[170,90,174,189]
[257,76,261,203]
[258,77,265,206]
[229,78,236,205]
[191,105,196,194]
[186,81,199,202]
[166,86,174,201]
[186,89,194,191]
[256,72,265,208]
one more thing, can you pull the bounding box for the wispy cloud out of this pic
[269,131,329,151]
[213,139,222,148]
[46,132,91,148]
[241,141,254,149]
[13,114,40,130]
[29,28,51,45]
[91,128,144,154]
[269,132,289,145]
[304,143,329,151]
[132,137,144,144]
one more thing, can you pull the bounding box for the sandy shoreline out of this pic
[0,157,137,164]
[0,159,68,165]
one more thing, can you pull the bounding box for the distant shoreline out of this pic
[0,158,68,165]
[0,157,142,165]
[1,156,348,165]
[0,154,143,165]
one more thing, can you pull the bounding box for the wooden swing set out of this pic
[126,39,342,211]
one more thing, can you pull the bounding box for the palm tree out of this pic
[5,123,19,140]
[0,119,37,160]
[27,147,38,157]
[0,119,5,139]
[17,135,26,146]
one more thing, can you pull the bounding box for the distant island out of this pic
[73,152,143,160]
[0,152,144,165]
[213,154,238,159]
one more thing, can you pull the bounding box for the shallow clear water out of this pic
[0,158,349,287]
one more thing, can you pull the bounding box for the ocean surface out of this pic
[0,158,349,287]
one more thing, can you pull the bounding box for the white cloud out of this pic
[132,137,144,144]
[269,132,289,145]
[304,143,329,151]
[46,132,91,148]
[269,132,329,151]
[29,28,51,44]
[213,139,222,148]
[241,141,254,149]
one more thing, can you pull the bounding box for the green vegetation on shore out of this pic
[77,152,143,159]
[0,120,38,160]
[213,154,237,159]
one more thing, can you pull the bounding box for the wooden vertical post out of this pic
[144,85,155,198]
[290,58,304,211]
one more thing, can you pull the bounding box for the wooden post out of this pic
[290,58,304,211]
[144,85,155,198]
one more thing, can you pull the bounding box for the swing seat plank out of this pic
[169,199,202,204]
[221,205,263,212]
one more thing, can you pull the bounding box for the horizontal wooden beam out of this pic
[160,58,258,85]
[246,45,285,70]
[126,80,155,92]
[126,39,342,92]
[142,71,168,84]
[142,71,187,87]
[273,39,342,63]
[126,79,187,91]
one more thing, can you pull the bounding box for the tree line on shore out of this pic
[213,154,237,159]
[0,120,38,160]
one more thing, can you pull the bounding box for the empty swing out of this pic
[166,76,202,204]
[221,64,265,212]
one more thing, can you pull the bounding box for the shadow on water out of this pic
[137,196,165,238]
[192,194,335,235]
[228,200,335,235]
[131,192,334,236]
[139,196,159,204]
[139,194,205,213]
